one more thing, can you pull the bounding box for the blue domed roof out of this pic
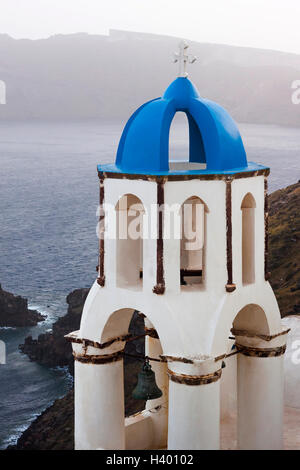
[98,77,267,176]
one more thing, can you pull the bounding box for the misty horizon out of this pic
[1,28,300,58]
[0,29,299,127]
[0,0,300,55]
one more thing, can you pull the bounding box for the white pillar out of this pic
[145,319,169,449]
[220,348,237,419]
[73,343,125,450]
[236,337,286,450]
[167,359,222,450]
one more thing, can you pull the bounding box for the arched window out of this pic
[241,193,256,285]
[169,112,189,162]
[116,194,145,289]
[169,111,206,171]
[180,196,207,288]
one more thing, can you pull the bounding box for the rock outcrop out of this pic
[0,284,45,327]
[19,288,89,371]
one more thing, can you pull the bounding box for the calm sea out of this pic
[0,120,299,448]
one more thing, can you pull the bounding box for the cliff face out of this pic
[11,181,300,450]
[0,284,45,327]
[19,288,89,371]
[8,390,75,451]
[269,181,300,317]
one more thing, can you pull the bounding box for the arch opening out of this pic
[241,193,256,285]
[180,196,207,288]
[233,303,269,336]
[220,303,270,445]
[124,311,146,417]
[100,308,169,450]
[169,111,207,172]
[116,194,145,290]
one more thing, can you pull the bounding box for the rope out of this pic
[230,327,290,342]
[167,368,222,386]
[71,332,288,365]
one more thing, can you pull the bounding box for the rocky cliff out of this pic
[19,288,89,372]
[11,181,300,449]
[269,181,300,317]
[0,284,45,327]
[7,390,75,450]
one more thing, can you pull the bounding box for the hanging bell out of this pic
[132,359,163,400]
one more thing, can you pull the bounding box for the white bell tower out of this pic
[66,43,288,450]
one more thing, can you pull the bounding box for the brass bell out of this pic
[132,359,163,400]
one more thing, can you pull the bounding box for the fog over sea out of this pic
[0,120,299,448]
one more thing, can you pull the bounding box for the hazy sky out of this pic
[0,0,299,54]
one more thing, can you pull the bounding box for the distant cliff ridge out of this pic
[0,29,300,126]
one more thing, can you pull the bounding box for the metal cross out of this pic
[173,41,197,78]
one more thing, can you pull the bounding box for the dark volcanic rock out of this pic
[19,288,89,371]
[0,284,45,327]
[269,181,300,317]
[7,390,74,450]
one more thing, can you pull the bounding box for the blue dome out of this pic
[107,78,251,174]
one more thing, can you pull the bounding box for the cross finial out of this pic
[173,41,196,78]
